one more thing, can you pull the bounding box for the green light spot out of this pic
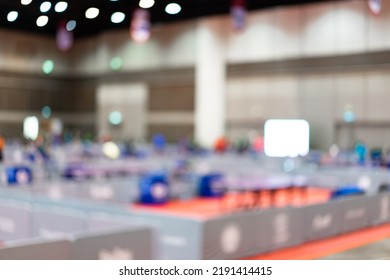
[41,106,52,119]
[110,57,123,71]
[108,111,123,125]
[42,60,54,74]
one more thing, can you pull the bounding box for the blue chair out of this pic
[152,134,166,152]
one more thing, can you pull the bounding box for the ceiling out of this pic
[0,0,339,39]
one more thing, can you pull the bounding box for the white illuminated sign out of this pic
[264,119,310,158]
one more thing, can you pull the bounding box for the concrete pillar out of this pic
[195,19,227,147]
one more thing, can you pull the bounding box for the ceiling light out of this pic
[21,0,33,5]
[139,0,155,9]
[55,1,68,13]
[111,12,125,23]
[86,7,99,19]
[66,20,76,31]
[40,1,51,13]
[36,15,49,27]
[165,3,181,15]
[131,9,151,43]
[7,11,18,22]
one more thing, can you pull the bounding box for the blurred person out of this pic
[152,133,166,153]
[35,134,50,162]
[122,139,136,157]
[214,137,228,153]
[354,140,367,165]
[252,135,264,152]
[187,138,201,154]
[0,134,4,162]
[235,138,250,154]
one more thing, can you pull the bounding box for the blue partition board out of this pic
[6,166,32,185]
[198,173,225,198]
[139,173,170,204]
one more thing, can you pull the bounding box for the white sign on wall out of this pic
[264,119,310,158]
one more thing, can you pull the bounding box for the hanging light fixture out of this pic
[56,20,74,51]
[66,20,76,31]
[231,0,246,31]
[368,0,382,16]
[130,9,151,43]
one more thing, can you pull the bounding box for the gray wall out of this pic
[0,73,96,138]
[226,54,390,150]
[2,0,390,145]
